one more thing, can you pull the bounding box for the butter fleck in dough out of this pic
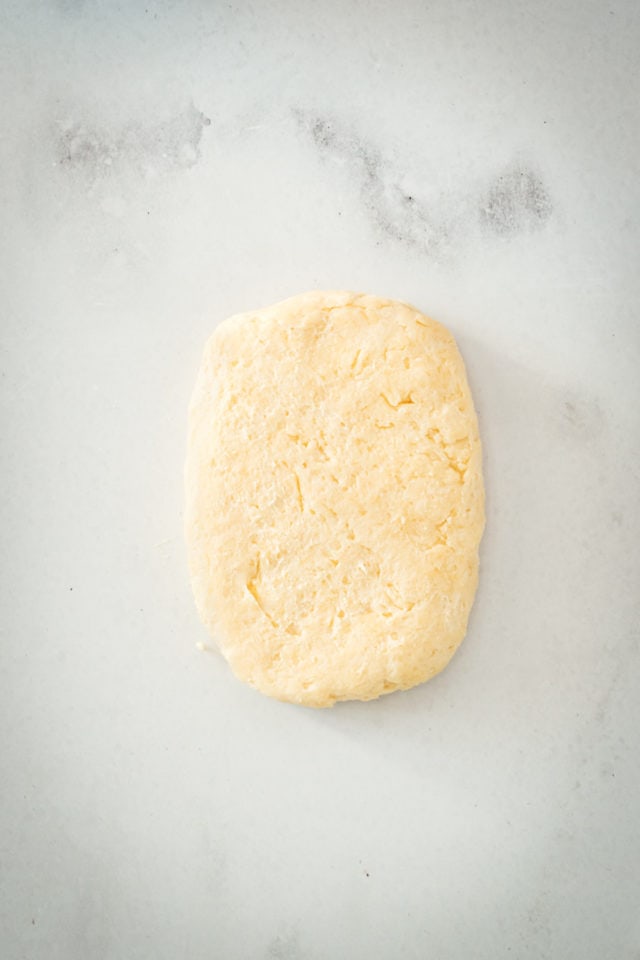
[185,291,484,707]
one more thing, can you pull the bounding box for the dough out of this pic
[185,291,484,707]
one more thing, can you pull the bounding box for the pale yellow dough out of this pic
[186,291,484,707]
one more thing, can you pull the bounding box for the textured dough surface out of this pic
[186,291,484,707]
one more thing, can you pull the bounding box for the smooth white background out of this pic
[1,2,639,958]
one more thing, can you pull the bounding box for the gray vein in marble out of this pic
[267,926,305,960]
[295,109,553,260]
[53,103,211,181]
[559,395,605,442]
[295,109,451,259]
[479,164,552,236]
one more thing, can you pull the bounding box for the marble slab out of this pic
[1,2,639,958]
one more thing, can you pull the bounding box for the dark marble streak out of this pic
[294,109,452,259]
[479,164,552,236]
[295,109,554,259]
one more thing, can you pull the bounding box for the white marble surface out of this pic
[2,2,639,958]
